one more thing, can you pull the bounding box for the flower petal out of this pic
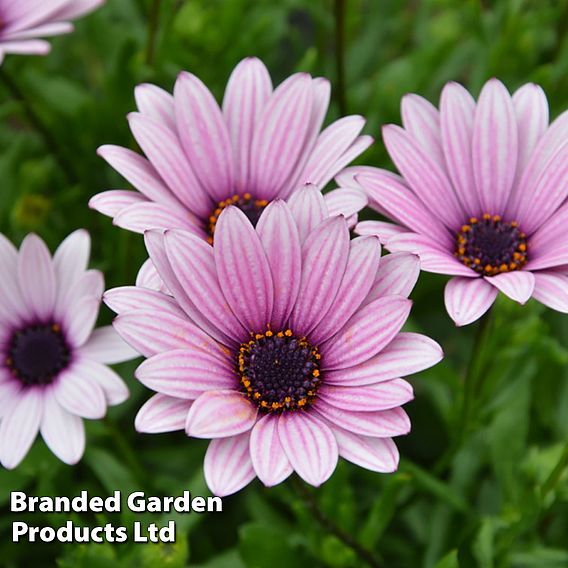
[321,296,412,370]
[250,414,293,487]
[532,272,568,313]
[0,234,25,324]
[63,296,100,347]
[364,252,420,304]
[287,183,330,244]
[53,229,90,301]
[104,286,183,316]
[289,216,350,335]
[0,387,42,469]
[79,325,139,364]
[486,271,535,304]
[323,187,367,219]
[135,393,192,433]
[83,360,129,406]
[355,220,408,245]
[256,200,302,330]
[135,349,234,400]
[204,433,256,497]
[40,389,85,465]
[277,412,338,487]
[134,83,175,131]
[444,277,498,326]
[185,390,257,438]
[214,207,274,332]
[324,332,443,386]
[472,79,518,213]
[89,190,148,218]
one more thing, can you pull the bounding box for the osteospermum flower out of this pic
[0,231,137,469]
[0,0,103,64]
[89,57,372,243]
[105,186,443,496]
[345,79,568,325]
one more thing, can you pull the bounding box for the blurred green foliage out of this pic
[1,0,568,566]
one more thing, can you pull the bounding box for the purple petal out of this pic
[89,190,148,218]
[204,433,256,497]
[324,332,443,386]
[486,271,535,304]
[444,277,498,326]
[135,393,192,433]
[287,184,329,244]
[364,252,420,304]
[256,200,302,330]
[136,258,168,293]
[277,412,338,487]
[320,296,412,370]
[135,349,235,400]
[323,187,367,219]
[311,236,381,344]
[185,390,257,438]
[40,388,85,465]
[214,207,274,332]
[472,79,518,213]
[250,414,293,487]
[134,83,175,131]
[320,135,374,190]
[104,286,184,317]
[222,57,272,193]
[174,71,234,201]
[289,216,350,335]
[532,272,568,313]
[354,220,408,245]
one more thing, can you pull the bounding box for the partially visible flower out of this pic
[0,230,137,469]
[90,57,372,242]
[105,185,443,497]
[0,0,103,64]
[344,79,568,325]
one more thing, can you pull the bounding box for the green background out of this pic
[1,0,568,566]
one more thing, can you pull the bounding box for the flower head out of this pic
[90,57,372,241]
[0,0,103,64]
[106,186,443,496]
[346,79,568,325]
[0,230,137,469]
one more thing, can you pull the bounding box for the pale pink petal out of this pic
[79,325,139,364]
[222,57,272,193]
[82,360,129,406]
[52,0,103,20]
[135,349,234,400]
[532,272,568,313]
[185,390,257,438]
[0,379,21,418]
[320,296,412,370]
[364,252,420,304]
[440,81,480,215]
[88,190,148,218]
[53,228,90,300]
[18,233,56,320]
[63,296,100,347]
[256,200,302,330]
[382,125,464,229]
[250,414,293,487]
[127,113,212,217]
[528,202,568,258]
[287,183,329,244]
[1,22,73,41]
[486,271,535,304]
[104,286,183,317]
[134,83,175,131]
[135,393,192,433]
[444,277,498,326]
[472,79,518,213]
[135,258,168,293]
[0,39,51,55]
[53,361,107,419]
[249,73,313,199]
[315,402,411,437]
[323,187,367,218]
[354,220,408,245]
[324,332,443,386]
[214,207,274,332]
[174,71,234,201]
[329,425,399,473]
[204,433,256,497]
[277,412,338,487]
[0,387,42,469]
[311,236,381,344]
[319,379,414,412]
[163,230,246,343]
[289,216,350,335]
[320,135,373,189]
[0,234,26,324]
[40,389,85,465]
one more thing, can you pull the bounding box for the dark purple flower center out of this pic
[236,329,321,413]
[6,323,71,386]
[207,193,268,244]
[455,214,528,276]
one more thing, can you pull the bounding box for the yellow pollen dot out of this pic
[499,263,509,272]
[469,217,478,224]
[51,324,60,333]
[313,369,320,378]
[284,329,293,337]
[474,258,481,265]
[483,213,491,220]
[461,225,471,233]
[243,192,251,200]
[493,215,501,222]
[519,243,526,252]
[265,330,273,337]
[484,264,493,273]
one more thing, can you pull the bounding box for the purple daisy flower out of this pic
[89,57,372,243]
[343,79,568,325]
[0,230,137,469]
[105,185,443,497]
[0,0,103,64]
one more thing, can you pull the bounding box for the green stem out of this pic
[291,477,382,568]
[0,67,79,188]
[333,0,348,115]
[541,438,568,498]
[145,0,162,67]
[105,417,147,485]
